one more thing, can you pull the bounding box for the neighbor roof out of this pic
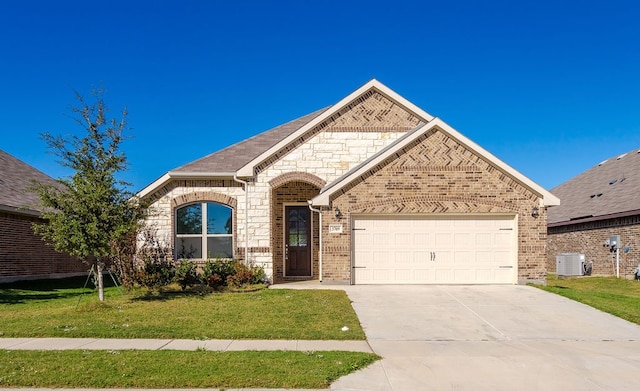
[548,148,640,225]
[0,149,59,215]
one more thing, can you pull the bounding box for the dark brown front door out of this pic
[285,206,311,276]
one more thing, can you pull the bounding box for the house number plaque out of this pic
[329,224,343,234]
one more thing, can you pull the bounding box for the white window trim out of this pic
[175,202,234,260]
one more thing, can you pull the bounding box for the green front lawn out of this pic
[535,274,640,325]
[0,277,365,340]
[0,349,379,389]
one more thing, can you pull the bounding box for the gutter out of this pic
[233,174,250,265]
[0,204,42,217]
[548,208,640,228]
[307,200,323,283]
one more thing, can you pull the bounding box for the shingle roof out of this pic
[548,148,640,224]
[172,107,331,173]
[0,149,59,214]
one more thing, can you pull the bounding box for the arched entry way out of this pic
[270,173,324,283]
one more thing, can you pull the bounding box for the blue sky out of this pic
[2,0,639,192]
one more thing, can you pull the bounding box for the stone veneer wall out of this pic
[0,211,87,282]
[547,216,640,278]
[142,91,425,282]
[321,128,547,283]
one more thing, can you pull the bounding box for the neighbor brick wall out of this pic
[322,128,547,283]
[0,211,86,282]
[547,216,640,278]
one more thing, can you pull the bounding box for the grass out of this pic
[535,274,640,325]
[0,277,366,340]
[0,349,379,389]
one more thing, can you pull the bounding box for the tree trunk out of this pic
[97,262,105,301]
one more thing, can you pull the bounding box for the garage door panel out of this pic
[453,251,473,264]
[353,215,516,284]
[395,251,413,265]
[415,250,430,264]
[394,233,411,246]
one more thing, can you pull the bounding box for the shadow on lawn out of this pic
[130,287,215,302]
[0,276,116,304]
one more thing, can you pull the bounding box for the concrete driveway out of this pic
[332,285,640,391]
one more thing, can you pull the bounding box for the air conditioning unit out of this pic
[556,253,585,276]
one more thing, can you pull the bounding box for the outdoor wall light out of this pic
[531,206,540,218]
[334,207,342,219]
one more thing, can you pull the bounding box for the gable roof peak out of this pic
[236,79,435,176]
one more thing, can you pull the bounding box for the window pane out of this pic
[207,237,233,258]
[176,237,202,259]
[289,234,298,246]
[207,203,232,234]
[298,234,307,247]
[176,204,202,234]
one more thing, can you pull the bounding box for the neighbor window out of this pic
[175,202,233,259]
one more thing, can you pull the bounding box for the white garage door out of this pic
[352,215,517,284]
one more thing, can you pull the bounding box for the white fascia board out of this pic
[137,173,172,199]
[311,118,560,207]
[311,121,437,206]
[137,171,237,199]
[237,79,434,177]
[433,120,560,206]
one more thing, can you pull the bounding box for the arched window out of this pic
[175,202,233,259]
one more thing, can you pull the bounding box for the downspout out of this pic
[307,200,323,283]
[233,174,249,265]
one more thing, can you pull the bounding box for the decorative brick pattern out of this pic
[171,191,237,209]
[0,211,87,282]
[322,128,547,283]
[547,217,640,278]
[269,172,326,189]
[255,91,424,175]
[324,90,423,132]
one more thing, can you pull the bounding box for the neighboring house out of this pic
[547,149,640,277]
[139,79,559,285]
[0,149,86,283]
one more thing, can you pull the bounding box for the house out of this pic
[0,149,86,283]
[547,148,640,277]
[138,79,559,285]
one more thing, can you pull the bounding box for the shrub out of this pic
[133,227,176,290]
[136,257,176,289]
[202,258,236,290]
[227,262,266,288]
[174,260,201,290]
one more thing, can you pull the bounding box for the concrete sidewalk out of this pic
[0,337,372,353]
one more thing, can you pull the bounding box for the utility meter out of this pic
[609,235,621,251]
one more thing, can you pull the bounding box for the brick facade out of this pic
[0,211,87,283]
[322,128,547,283]
[547,216,640,278]
[141,84,550,284]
